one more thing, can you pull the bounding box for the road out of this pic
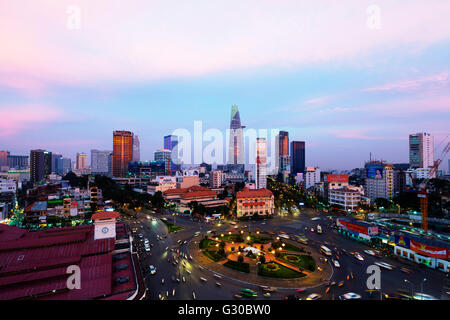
[124,208,450,300]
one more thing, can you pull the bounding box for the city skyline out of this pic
[1,1,450,170]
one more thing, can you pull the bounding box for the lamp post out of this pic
[421,278,427,299]
[404,279,414,300]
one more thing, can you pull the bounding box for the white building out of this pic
[209,170,222,188]
[0,178,16,193]
[409,132,434,169]
[328,187,361,211]
[305,166,321,189]
[256,138,267,189]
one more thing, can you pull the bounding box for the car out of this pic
[363,249,376,256]
[189,255,193,261]
[306,293,322,300]
[149,265,156,275]
[296,287,306,293]
[400,267,413,274]
[310,228,315,232]
[333,259,340,268]
[200,277,207,282]
[172,261,177,266]
[339,292,362,300]
[240,289,258,297]
[353,253,364,261]
[182,276,186,282]
[374,261,394,270]
[233,294,242,299]
[214,274,223,280]
[337,281,344,287]
[186,269,191,274]
[138,234,143,238]
[413,293,438,300]
[183,240,188,244]
[215,282,222,287]
[172,289,176,296]
[263,292,271,298]
[145,246,150,252]
[192,291,196,300]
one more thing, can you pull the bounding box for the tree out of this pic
[259,255,266,264]
[237,255,244,263]
[152,191,165,208]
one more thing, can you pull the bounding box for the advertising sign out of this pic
[367,166,383,179]
[394,234,410,248]
[410,240,449,259]
[326,174,349,183]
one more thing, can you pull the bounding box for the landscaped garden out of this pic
[161,220,184,233]
[279,253,316,272]
[257,262,305,278]
[198,232,316,280]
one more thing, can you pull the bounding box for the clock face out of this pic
[102,227,109,234]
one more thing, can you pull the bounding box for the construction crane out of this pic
[408,141,450,233]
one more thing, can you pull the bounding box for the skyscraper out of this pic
[30,149,52,184]
[0,151,8,170]
[62,157,72,175]
[154,149,172,176]
[76,153,87,170]
[7,154,28,170]
[91,150,112,175]
[228,105,245,165]
[365,161,394,202]
[290,141,305,174]
[113,130,134,177]
[164,135,178,151]
[277,131,290,173]
[409,132,434,169]
[256,138,267,189]
[132,135,140,162]
[51,154,64,175]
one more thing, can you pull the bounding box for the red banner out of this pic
[410,239,448,259]
[327,174,349,183]
[337,219,368,235]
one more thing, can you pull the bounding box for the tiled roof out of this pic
[0,223,136,300]
[236,187,273,198]
[92,211,120,220]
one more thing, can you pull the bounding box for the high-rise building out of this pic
[132,135,140,162]
[154,149,172,176]
[62,158,72,175]
[256,138,267,189]
[305,166,321,189]
[0,151,8,170]
[277,131,290,173]
[76,153,87,170]
[209,170,223,188]
[228,105,245,165]
[7,155,29,170]
[409,132,434,169]
[113,131,134,177]
[30,149,52,184]
[290,141,305,174]
[91,150,112,175]
[364,161,394,202]
[164,135,178,151]
[51,154,64,175]
[393,163,410,196]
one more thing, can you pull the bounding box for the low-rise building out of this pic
[236,187,274,219]
[328,187,361,212]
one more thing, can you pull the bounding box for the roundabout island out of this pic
[188,230,332,289]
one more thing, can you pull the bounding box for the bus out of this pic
[320,245,332,256]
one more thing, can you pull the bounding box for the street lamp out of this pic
[404,279,414,299]
[421,278,427,298]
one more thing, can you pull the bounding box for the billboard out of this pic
[366,166,383,179]
[410,240,449,259]
[394,234,410,248]
[326,174,349,183]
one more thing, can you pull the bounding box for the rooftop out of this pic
[236,187,273,198]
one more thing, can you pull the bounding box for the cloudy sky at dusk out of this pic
[1,0,449,170]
